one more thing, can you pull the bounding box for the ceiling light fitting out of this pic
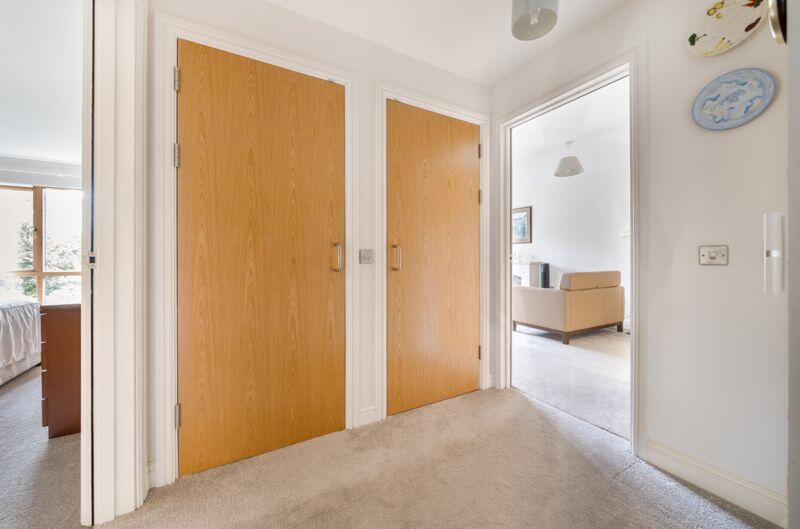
[554,141,584,177]
[512,0,559,41]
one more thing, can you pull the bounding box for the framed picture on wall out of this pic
[512,206,532,244]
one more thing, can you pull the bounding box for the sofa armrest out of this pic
[564,286,624,332]
[512,287,568,332]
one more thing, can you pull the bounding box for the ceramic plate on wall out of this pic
[687,0,769,56]
[693,68,776,131]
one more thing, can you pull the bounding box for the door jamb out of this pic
[374,83,491,422]
[494,52,643,454]
[150,13,357,487]
[87,0,149,524]
[80,0,93,524]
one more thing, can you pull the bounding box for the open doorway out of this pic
[0,0,84,527]
[509,70,633,440]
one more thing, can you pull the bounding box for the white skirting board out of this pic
[643,441,788,528]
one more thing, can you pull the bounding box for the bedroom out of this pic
[0,1,84,527]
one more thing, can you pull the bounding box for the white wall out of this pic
[146,0,490,477]
[788,3,800,528]
[492,0,788,524]
[511,78,630,314]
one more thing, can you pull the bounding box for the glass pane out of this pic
[44,275,81,305]
[0,275,37,302]
[0,188,34,271]
[44,188,82,272]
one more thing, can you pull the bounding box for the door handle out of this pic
[391,244,402,271]
[333,242,342,272]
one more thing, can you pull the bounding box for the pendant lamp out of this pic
[554,141,584,177]
[512,0,559,41]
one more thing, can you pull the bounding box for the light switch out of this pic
[699,245,729,266]
[359,249,374,264]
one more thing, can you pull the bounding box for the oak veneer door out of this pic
[177,39,345,476]
[386,100,481,416]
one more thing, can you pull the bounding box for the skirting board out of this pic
[354,407,379,428]
[148,462,157,487]
[643,441,787,528]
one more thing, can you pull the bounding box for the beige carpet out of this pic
[98,388,775,529]
[513,326,631,438]
[0,366,80,529]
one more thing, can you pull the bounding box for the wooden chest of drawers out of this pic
[41,304,81,438]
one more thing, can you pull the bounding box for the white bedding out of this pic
[0,299,41,386]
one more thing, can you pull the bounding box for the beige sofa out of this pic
[512,271,624,345]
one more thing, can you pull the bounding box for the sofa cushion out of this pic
[596,271,622,288]
[560,272,598,291]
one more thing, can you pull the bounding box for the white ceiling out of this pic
[0,0,83,164]
[266,0,629,85]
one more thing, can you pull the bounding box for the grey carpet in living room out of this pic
[513,326,631,438]
[97,388,775,529]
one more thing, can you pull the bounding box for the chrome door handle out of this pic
[391,244,402,271]
[333,242,342,272]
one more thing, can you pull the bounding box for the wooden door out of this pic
[386,100,481,416]
[177,40,345,476]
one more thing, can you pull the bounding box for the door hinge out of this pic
[478,345,482,360]
[175,403,181,429]
[173,143,181,168]
[85,252,97,270]
[173,66,180,92]
[478,189,483,205]
[478,143,482,159]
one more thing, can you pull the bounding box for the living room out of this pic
[510,72,632,440]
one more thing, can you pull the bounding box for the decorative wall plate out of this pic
[692,68,776,131]
[687,0,769,56]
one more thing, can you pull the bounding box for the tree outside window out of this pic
[0,186,82,305]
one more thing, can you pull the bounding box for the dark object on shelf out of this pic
[539,263,550,289]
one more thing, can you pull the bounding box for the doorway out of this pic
[506,66,635,441]
[176,39,347,476]
[0,0,86,526]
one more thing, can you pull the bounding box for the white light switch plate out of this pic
[359,249,374,264]
[699,245,729,266]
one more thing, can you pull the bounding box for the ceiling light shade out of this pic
[512,0,559,41]
[554,141,584,177]
[554,156,584,177]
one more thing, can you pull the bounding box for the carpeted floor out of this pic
[0,363,777,529]
[98,388,775,529]
[513,326,631,438]
[0,366,80,529]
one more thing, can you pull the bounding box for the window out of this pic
[0,185,82,305]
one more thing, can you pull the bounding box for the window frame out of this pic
[0,183,81,305]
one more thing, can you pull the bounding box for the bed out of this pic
[0,299,41,386]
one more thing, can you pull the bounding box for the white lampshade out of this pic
[512,0,559,41]
[554,156,584,177]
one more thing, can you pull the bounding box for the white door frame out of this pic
[86,0,149,525]
[80,1,93,523]
[374,84,492,421]
[149,13,357,487]
[494,52,644,453]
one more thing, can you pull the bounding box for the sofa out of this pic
[512,271,624,345]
